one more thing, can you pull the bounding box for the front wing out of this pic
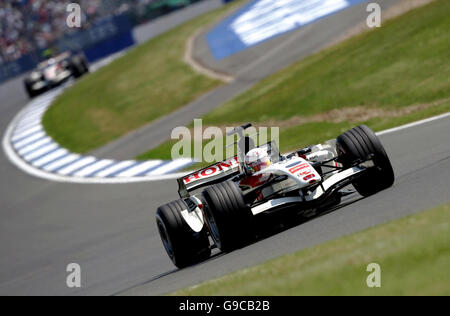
[251,162,373,215]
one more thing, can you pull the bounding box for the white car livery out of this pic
[156,123,395,268]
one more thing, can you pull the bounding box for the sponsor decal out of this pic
[299,170,312,176]
[289,163,310,174]
[303,174,316,181]
[183,156,240,184]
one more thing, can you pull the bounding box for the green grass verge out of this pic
[138,100,450,162]
[139,0,450,162]
[42,0,246,154]
[172,203,450,296]
[203,0,449,124]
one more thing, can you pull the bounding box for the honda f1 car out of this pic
[24,51,89,98]
[156,124,395,268]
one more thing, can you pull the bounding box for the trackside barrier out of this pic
[0,15,135,84]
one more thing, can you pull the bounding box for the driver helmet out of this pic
[244,148,271,174]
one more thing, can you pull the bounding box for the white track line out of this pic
[32,149,69,168]
[14,131,46,149]
[376,112,450,136]
[12,125,44,142]
[23,105,47,116]
[3,123,187,183]
[14,122,42,135]
[149,159,194,176]
[23,143,58,161]
[57,157,97,176]
[116,160,164,177]
[18,137,52,156]
[42,154,81,172]
[15,111,44,125]
[73,159,115,177]
[94,161,136,178]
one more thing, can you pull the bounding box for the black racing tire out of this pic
[81,56,90,74]
[337,125,395,197]
[202,181,254,252]
[24,80,38,98]
[156,200,211,269]
[70,55,88,78]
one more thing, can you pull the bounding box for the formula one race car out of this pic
[24,51,89,98]
[156,124,395,268]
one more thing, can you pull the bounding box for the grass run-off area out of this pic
[139,0,450,161]
[172,203,450,296]
[42,0,246,154]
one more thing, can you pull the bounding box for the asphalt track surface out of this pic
[0,0,448,296]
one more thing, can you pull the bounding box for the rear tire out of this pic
[337,125,394,197]
[24,80,37,98]
[156,200,211,268]
[81,56,90,74]
[70,55,89,78]
[202,181,254,252]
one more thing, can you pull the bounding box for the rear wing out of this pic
[177,156,240,198]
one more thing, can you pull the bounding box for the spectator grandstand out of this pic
[0,0,201,65]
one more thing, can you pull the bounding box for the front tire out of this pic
[202,181,254,252]
[337,125,395,197]
[156,200,211,268]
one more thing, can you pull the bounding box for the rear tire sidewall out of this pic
[70,56,87,78]
[337,125,394,196]
[202,200,223,250]
[24,81,36,98]
[156,213,176,262]
[82,58,89,73]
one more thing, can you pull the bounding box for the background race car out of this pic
[23,52,89,98]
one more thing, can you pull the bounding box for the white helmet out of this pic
[244,148,271,174]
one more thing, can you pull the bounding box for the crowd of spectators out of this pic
[0,0,141,64]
